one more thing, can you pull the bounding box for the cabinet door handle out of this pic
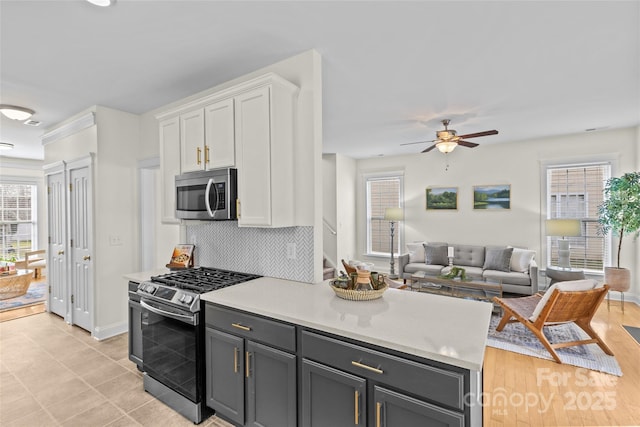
[233,347,239,373]
[83,255,91,261]
[376,402,382,427]
[197,147,202,165]
[354,390,360,425]
[57,250,64,255]
[232,323,251,331]
[351,360,383,374]
[245,351,251,378]
[236,199,241,219]
[205,145,210,164]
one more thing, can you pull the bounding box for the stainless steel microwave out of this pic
[175,168,237,220]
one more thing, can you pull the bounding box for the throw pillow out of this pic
[510,248,536,273]
[529,279,597,321]
[406,242,426,263]
[483,247,514,272]
[423,244,448,266]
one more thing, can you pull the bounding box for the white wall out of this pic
[355,126,639,299]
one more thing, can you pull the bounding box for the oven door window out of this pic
[142,307,199,402]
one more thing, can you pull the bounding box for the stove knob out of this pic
[183,295,193,304]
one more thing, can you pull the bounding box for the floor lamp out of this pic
[546,219,582,268]
[384,208,403,279]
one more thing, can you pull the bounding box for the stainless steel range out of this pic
[137,267,260,424]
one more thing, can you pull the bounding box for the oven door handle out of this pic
[140,299,197,326]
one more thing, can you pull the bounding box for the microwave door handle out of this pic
[205,178,216,217]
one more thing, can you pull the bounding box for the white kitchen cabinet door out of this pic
[204,98,235,169]
[159,117,181,223]
[180,109,205,173]
[235,86,272,227]
[46,168,68,319]
[68,163,93,332]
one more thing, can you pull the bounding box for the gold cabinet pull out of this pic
[205,145,210,164]
[233,347,239,373]
[197,147,202,165]
[354,390,360,425]
[57,250,64,255]
[83,255,91,261]
[376,402,382,427]
[245,351,251,378]
[232,323,251,331]
[351,360,383,374]
[236,199,241,219]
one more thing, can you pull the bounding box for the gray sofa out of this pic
[398,242,538,295]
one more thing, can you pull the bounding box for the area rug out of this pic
[487,315,622,376]
[0,281,47,312]
[622,325,640,346]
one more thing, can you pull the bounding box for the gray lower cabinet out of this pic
[127,299,143,369]
[301,359,367,427]
[205,304,297,427]
[374,386,464,427]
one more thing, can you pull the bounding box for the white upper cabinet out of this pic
[205,98,235,169]
[180,109,205,173]
[159,117,181,223]
[235,76,299,227]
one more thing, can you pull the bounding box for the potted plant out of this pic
[597,171,640,291]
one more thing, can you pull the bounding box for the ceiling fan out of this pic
[401,119,498,154]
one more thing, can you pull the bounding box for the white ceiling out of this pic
[1,1,639,161]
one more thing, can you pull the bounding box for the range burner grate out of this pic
[151,267,260,293]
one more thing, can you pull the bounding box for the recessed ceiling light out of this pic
[87,0,115,6]
[0,105,35,121]
[23,119,41,127]
[0,142,15,150]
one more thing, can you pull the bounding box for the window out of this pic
[0,182,37,261]
[365,173,403,256]
[546,163,610,272]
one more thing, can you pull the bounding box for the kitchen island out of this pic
[202,276,492,427]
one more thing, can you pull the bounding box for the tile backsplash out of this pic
[186,222,315,283]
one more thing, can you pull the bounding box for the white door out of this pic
[69,165,93,332]
[47,170,67,319]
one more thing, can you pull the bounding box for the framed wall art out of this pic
[473,184,511,210]
[426,187,458,210]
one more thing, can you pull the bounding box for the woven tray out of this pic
[330,282,388,301]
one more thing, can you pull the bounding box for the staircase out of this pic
[323,257,336,280]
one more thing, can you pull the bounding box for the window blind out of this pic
[366,175,402,255]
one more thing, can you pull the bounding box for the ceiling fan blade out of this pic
[457,140,479,148]
[457,130,498,139]
[400,139,435,146]
[421,144,437,153]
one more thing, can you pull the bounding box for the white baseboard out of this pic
[92,322,128,341]
[606,291,639,306]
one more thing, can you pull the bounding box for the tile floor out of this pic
[0,311,233,427]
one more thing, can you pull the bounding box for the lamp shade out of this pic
[546,219,582,237]
[384,208,403,221]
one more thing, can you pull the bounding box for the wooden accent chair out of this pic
[493,283,613,364]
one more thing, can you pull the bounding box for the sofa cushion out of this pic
[510,248,536,273]
[483,270,531,286]
[452,244,486,268]
[529,279,598,321]
[424,244,448,265]
[403,263,444,276]
[483,247,514,272]
[406,242,426,263]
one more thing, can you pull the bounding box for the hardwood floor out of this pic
[483,299,640,426]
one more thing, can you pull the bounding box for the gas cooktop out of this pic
[150,267,261,293]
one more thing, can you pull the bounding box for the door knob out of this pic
[83,255,91,261]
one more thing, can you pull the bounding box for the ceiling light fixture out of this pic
[436,141,458,154]
[86,0,115,6]
[0,105,35,121]
[0,142,15,150]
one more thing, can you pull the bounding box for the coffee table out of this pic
[409,271,502,309]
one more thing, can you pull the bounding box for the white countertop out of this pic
[123,268,170,283]
[201,277,493,371]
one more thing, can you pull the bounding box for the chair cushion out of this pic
[452,244,485,268]
[406,242,426,263]
[483,269,531,286]
[424,244,448,265]
[483,247,514,272]
[404,263,444,276]
[529,279,598,322]
[510,248,535,272]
